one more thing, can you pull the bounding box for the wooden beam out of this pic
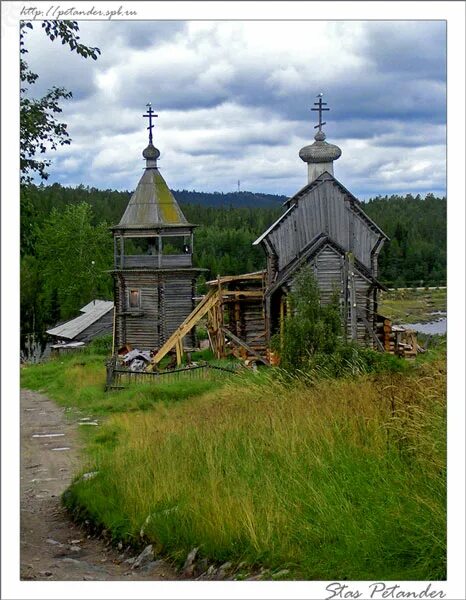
[175,339,183,366]
[222,327,269,365]
[221,290,264,298]
[280,295,285,349]
[348,253,357,341]
[357,310,385,352]
[151,288,220,365]
[206,272,265,286]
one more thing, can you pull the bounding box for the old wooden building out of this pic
[111,105,204,351]
[253,97,389,348]
[47,300,114,344]
[147,97,391,368]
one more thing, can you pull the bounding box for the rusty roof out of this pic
[118,168,192,229]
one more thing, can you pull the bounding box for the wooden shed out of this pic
[46,300,114,344]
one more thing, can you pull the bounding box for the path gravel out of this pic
[20,389,179,581]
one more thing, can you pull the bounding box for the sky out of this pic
[23,19,446,199]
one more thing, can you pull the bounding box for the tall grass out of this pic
[20,350,227,415]
[64,361,446,580]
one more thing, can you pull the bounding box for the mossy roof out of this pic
[118,168,191,229]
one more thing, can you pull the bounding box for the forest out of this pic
[20,183,446,348]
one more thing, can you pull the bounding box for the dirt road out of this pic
[20,389,179,581]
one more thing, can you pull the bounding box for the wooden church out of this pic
[253,96,389,348]
[111,97,391,367]
[146,96,390,367]
[111,105,204,351]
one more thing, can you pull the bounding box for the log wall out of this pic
[113,270,197,350]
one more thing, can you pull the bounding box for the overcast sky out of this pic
[23,20,446,199]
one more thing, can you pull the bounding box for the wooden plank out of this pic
[357,310,385,352]
[221,291,264,298]
[348,253,357,341]
[222,327,269,365]
[176,339,183,366]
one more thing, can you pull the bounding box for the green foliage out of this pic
[364,193,446,287]
[20,21,100,184]
[305,344,410,379]
[35,202,113,320]
[61,360,446,580]
[86,334,113,355]
[274,267,413,378]
[274,266,342,372]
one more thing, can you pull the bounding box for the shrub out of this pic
[86,334,113,355]
[272,266,342,372]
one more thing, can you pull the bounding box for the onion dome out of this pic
[142,143,160,161]
[299,129,342,164]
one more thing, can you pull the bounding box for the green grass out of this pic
[379,287,446,324]
[62,359,446,581]
[22,336,446,580]
[20,349,228,415]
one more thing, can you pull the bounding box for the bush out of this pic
[306,344,409,379]
[271,267,411,379]
[86,334,113,355]
[272,266,342,372]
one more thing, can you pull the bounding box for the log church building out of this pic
[111,97,390,365]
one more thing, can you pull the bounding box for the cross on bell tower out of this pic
[143,102,158,145]
[311,93,329,133]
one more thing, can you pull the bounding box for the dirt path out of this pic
[20,389,179,581]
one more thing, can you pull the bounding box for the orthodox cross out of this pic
[311,94,329,132]
[143,103,158,145]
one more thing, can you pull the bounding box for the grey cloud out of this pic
[28,20,445,199]
[116,21,186,48]
[361,21,446,80]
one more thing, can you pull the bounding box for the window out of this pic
[129,289,141,309]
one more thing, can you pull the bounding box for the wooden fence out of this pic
[106,361,238,390]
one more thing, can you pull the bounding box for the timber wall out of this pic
[113,271,196,350]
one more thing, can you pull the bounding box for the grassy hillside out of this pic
[21,346,446,581]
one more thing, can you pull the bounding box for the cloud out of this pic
[22,20,446,198]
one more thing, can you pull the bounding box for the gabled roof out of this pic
[252,204,296,246]
[117,168,192,229]
[47,300,114,340]
[283,171,389,240]
[265,234,387,298]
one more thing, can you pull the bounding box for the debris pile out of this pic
[117,347,152,371]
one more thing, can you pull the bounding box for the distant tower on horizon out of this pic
[238,179,240,193]
[111,103,205,351]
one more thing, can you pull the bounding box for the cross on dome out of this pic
[311,94,329,134]
[143,102,158,145]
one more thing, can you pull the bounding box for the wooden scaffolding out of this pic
[149,271,269,368]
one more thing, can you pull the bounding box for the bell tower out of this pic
[111,103,203,351]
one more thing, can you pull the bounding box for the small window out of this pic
[129,289,141,309]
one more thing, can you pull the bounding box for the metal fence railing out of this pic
[106,361,238,390]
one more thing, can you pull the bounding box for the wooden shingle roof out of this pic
[117,168,193,230]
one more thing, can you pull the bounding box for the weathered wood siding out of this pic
[312,245,343,303]
[118,254,192,269]
[268,181,380,271]
[282,243,376,348]
[113,271,196,350]
[76,310,114,343]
